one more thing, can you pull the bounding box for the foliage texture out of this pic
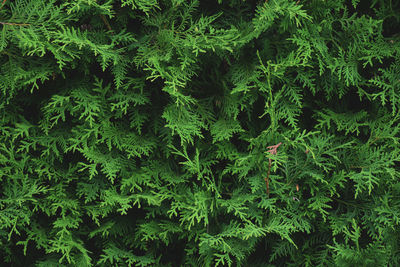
[1,0,400,266]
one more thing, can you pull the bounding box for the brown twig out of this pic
[0,0,6,11]
[265,142,282,195]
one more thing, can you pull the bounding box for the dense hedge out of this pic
[1,0,400,266]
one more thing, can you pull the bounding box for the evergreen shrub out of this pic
[1,0,400,266]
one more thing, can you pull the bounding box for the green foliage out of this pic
[1,0,400,266]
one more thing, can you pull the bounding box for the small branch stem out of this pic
[100,14,113,34]
[265,158,271,195]
[0,21,30,26]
